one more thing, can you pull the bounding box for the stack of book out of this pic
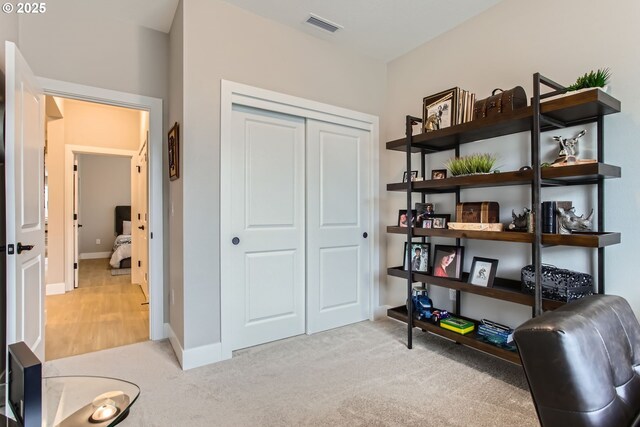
[477,319,515,350]
[455,88,476,125]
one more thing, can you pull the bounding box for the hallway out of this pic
[45,259,149,361]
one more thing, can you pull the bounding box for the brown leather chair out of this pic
[514,294,640,427]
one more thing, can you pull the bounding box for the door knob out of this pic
[363,232,368,238]
[232,237,240,245]
[138,225,145,230]
[17,242,35,254]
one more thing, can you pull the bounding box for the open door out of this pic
[136,137,149,301]
[73,157,79,288]
[5,41,46,360]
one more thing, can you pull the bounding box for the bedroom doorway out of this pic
[43,96,151,360]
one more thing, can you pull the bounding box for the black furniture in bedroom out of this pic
[514,295,640,427]
[114,206,131,269]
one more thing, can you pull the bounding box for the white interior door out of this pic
[229,105,305,351]
[306,119,370,333]
[73,157,79,288]
[5,41,46,360]
[137,140,149,301]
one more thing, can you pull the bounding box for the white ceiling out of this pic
[219,0,503,61]
[102,0,502,62]
[95,0,180,34]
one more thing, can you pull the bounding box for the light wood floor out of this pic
[45,259,149,361]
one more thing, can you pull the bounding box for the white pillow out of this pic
[122,220,132,235]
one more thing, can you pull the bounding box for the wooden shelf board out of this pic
[386,226,621,248]
[387,305,521,365]
[386,90,621,153]
[386,163,620,193]
[387,267,563,310]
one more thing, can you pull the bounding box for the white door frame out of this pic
[220,80,380,360]
[40,77,165,341]
[65,145,137,288]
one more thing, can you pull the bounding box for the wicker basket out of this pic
[521,264,593,302]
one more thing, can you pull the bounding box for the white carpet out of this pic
[45,319,538,426]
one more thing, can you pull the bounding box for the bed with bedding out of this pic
[110,205,132,273]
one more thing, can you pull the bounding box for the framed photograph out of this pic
[423,219,433,228]
[168,122,180,181]
[433,245,464,280]
[398,209,417,228]
[431,169,447,180]
[403,170,419,182]
[468,257,499,287]
[423,88,458,133]
[403,242,431,273]
[415,202,434,223]
[431,214,451,229]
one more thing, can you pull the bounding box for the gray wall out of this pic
[177,0,387,350]
[168,0,185,346]
[78,154,131,254]
[0,12,18,72]
[384,0,640,320]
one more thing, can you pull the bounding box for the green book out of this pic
[440,317,475,335]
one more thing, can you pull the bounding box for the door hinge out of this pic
[73,165,78,172]
[74,213,78,220]
[7,244,14,255]
[138,260,141,267]
[150,232,153,239]
[137,165,141,173]
[138,213,141,220]
[74,263,78,269]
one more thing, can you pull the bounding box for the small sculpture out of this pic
[508,208,530,231]
[552,130,586,165]
[425,104,449,131]
[557,207,594,234]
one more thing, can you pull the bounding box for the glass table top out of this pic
[44,376,140,427]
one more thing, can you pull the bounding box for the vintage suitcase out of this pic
[473,87,527,120]
[456,202,500,223]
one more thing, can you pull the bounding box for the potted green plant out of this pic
[444,153,497,176]
[566,68,611,92]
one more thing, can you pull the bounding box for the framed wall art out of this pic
[168,122,180,181]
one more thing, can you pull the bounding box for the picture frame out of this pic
[431,169,447,180]
[422,219,433,228]
[468,257,499,287]
[403,170,419,182]
[168,122,180,181]
[432,245,464,280]
[398,209,417,228]
[403,242,431,273]
[415,202,434,223]
[430,214,451,229]
[422,88,458,133]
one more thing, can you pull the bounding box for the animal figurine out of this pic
[508,208,530,231]
[552,130,586,165]
[425,104,449,131]
[557,207,594,234]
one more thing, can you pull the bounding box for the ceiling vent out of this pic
[305,14,343,33]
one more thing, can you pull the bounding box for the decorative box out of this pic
[440,317,475,335]
[447,222,503,231]
[521,264,593,302]
[456,202,500,223]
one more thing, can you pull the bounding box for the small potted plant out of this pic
[444,153,497,176]
[566,68,611,93]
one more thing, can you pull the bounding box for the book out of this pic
[440,317,475,335]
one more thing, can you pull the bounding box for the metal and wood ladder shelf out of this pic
[386,73,621,364]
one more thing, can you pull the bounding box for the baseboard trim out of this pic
[165,323,223,370]
[46,282,66,295]
[373,305,391,320]
[79,251,111,260]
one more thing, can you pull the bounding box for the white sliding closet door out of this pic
[306,119,370,333]
[229,106,306,351]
